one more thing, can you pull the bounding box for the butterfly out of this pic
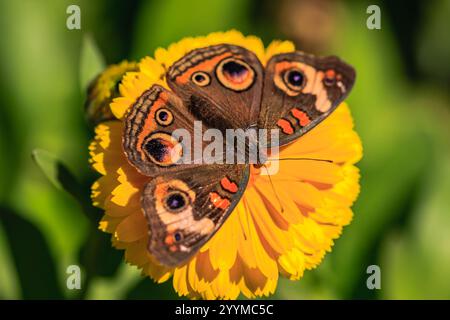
[122,44,355,267]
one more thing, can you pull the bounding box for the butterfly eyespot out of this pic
[216,57,255,91]
[163,190,189,213]
[283,69,305,91]
[191,71,211,87]
[324,77,335,86]
[173,232,183,242]
[142,132,183,167]
[155,108,173,126]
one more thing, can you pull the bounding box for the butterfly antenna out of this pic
[262,163,284,213]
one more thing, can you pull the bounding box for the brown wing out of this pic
[123,84,210,176]
[122,83,249,267]
[142,165,249,267]
[259,51,356,146]
[166,44,264,131]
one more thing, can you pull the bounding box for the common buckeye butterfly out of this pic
[122,44,355,267]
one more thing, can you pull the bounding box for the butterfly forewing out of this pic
[167,44,264,131]
[259,51,356,146]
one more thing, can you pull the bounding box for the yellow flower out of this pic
[89,30,362,299]
[85,60,138,125]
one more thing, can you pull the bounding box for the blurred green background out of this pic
[0,0,449,300]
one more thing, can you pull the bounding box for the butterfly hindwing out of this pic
[142,165,249,267]
[259,51,356,146]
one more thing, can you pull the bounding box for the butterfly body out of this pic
[122,44,355,267]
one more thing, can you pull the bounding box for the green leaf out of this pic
[31,148,124,297]
[31,149,96,222]
[79,34,105,91]
[31,149,63,190]
[0,206,64,299]
[31,149,82,199]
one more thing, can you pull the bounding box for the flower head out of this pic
[89,30,362,299]
[85,60,138,124]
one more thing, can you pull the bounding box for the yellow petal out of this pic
[207,212,238,271]
[245,187,294,255]
[264,40,295,64]
[115,211,147,242]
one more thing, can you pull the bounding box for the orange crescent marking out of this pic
[277,118,294,135]
[220,177,238,194]
[209,192,231,210]
[274,61,295,73]
[136,91,168,155]
[165,234,174,245]
[325,69,336,79]
[291,108,311,126]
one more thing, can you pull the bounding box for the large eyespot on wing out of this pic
[142,165,249,267]
[166,44,264,130]
[215,56,256,91]
[140,132,183,167]
[122,85,188,176]
[259,51,356,146]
